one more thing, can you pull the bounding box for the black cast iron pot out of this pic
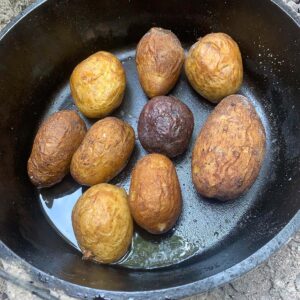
[0,0,299,299]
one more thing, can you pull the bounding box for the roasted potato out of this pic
[129,153,182,234]
[185,33,243,103]
[70,51,126,118]
[138,96,194,158]
[27,110,87,188]
[136,27,184,98]
[72,183,133,264]
[192,94,266,200]
[71,117,135,186]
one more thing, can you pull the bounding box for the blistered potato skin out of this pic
[70,51,126,118]
[136,27,185,98]
[71,117,135,186]
[185,33,243,103]
[27,110,87,188]
[192,94,266,200]
[72,183,133,264]
[129,154,182,234]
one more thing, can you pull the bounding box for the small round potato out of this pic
[192,94,266,200]
[27,110,87,188]
[70,51,126,118]
[71,117,135,186]
[129,154,182,234]
[185,33,243,103]
[138,96,194,157]
[136,27,185,98]
[72,183,133,264]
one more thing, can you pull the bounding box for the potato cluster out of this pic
[27,27,266,265]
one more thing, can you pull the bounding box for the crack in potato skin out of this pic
[27,110,87,188]
[72,183,133,264]
[192,94,266,200]
[129,153,182,234]
[70,51,126,118]
[136,27,185,98]
[71,117,135,186]
[185,32,243,103]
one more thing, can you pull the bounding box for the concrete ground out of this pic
[0,0,299,299]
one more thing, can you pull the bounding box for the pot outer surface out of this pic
[0,0,299,298]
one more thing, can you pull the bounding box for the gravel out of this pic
[0,0,299,299]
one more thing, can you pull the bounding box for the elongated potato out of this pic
[71,117,135,186]
[27,110,87,188]
[192,94,266,200]
[72,183,133,264]
[136,27,184,97]
[129,153,182,234]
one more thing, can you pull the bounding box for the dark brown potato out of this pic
[71,117,135,186]
[185,33,243,103]
[192,94,266,200]
[129,153,182,234]
[27,110,87,188]
[138,96,194,158]
[136,27,185,98]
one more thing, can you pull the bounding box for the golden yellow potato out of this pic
[129,153,182,234]
[136,27,185,98]
[185,33,243,103]
[27,110,87,188]
[192,94,266,200]
[72,183,133,264]
[70,51,126,118]
[71,117,135,186]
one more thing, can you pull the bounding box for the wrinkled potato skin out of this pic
[185,33,243,103]
[129,154,182,234]
[192,95,266,200]
[138,96,194,158]
[70,51,126,118]
[71,117,135,186]
[27,111,87,188]
[72,183,133,264]
[136,27,185,98]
